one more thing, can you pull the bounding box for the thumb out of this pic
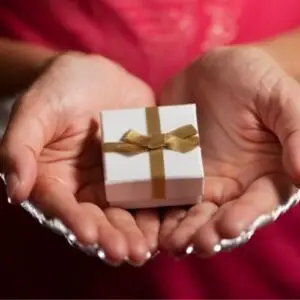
[260,76,300,186]
[0,94,53,203]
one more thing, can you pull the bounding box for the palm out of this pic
[198,57,284,206]
[159,47,295,255]
[36,116,103,204]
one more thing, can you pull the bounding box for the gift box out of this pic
[100,104,204,209]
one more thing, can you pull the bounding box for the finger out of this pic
[192,174,292,256]
[192,223,220,257]
[162,202,218,254]
[259,76,300,185]
[215,174,292,238]
[283,130,300,187]
[80,203,128,264]
[32,177,98,245]
[134,209,160,253]
[0,92,54,202]
[104,208,151,266]
[159,208,188,249]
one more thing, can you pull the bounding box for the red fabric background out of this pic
[1,0,300,90]
[1,0,300,298]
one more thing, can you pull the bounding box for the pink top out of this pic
[1,0,300,298]
[1,0,300,90]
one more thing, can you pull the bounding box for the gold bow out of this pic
[102,106,200,200]
[103,124,199,154]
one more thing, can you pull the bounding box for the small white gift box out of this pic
[100,104,204,209]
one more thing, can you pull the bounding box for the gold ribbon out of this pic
[103,107,199,199]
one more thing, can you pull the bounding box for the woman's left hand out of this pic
[158,46,300,257]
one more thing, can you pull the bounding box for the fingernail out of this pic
[213,244,222,253]
[169,245,194,260]
[97,250,125,267]
[151,250,160,260]
[171,249,193,260]
[128,251,152,267]
[185,244,194,255]
[127,261,145,267]
[103,259,122,267]
[146,251,152,260]
[5,173,19,200]
[97,249,106,260]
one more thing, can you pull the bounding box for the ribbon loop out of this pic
[103,125,199,155]
[169,124,198,139]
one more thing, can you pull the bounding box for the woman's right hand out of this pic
[0,52,160,266]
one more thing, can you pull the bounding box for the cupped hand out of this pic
[159,47,300,256]
[0,53,159,266]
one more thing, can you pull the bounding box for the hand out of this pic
[159,47,300,256]
[0,53,159,266]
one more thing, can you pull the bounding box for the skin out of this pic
[1,30,300,265]
[1,53,160,266]
[159,46,300,256]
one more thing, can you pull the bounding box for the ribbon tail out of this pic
[166,136,199,153]
[102,142,146,155]
[122,129,151,148]
[170,125,198,139]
